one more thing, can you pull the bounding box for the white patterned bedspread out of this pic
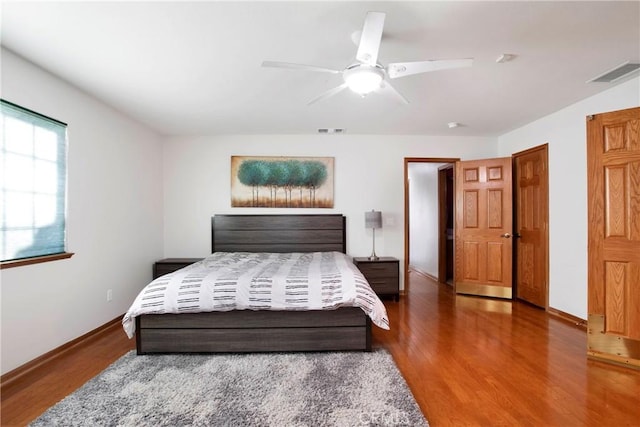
[122,251,390,338]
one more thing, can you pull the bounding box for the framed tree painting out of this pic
[231,156,334,208]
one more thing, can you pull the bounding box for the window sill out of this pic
[0,252,75,270]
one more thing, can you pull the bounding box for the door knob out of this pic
[500,233,512,238]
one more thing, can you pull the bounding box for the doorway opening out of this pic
[404,157,459,292]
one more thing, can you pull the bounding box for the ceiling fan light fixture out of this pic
[262,12,471,105]
[343,65,384,95]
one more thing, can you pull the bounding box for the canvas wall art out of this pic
[231,156,334,208]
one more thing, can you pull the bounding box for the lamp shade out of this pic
[365,210,382,229]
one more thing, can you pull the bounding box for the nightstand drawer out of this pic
[366,278,398,294]
[352,257,400,300]
[356,262,398,279]
[153,258,203,279]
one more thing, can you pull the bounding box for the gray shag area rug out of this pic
[31,349,428,427]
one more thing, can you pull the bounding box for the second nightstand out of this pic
[353,256,400,301]
[153,258,203,279]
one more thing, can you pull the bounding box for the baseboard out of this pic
[1,314,124,399]
[547,307,587,330]
[408,266,439,283]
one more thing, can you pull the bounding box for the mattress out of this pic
[123,251,390,337]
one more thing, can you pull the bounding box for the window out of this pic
[1,99,71,267]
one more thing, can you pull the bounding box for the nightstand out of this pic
[353,257,400,301]
[153,258,203,279]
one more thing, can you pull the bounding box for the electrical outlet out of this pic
[107,289,113,302]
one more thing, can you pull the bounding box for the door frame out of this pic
[404,157,460,292]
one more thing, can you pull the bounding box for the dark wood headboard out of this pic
[211,214,346,253]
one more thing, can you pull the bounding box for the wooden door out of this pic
[587,106,640,369]
[514,145,549,308]
[438,164,454,284]
[455,158,513,298]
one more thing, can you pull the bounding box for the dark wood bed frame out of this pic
[135,214,372,354]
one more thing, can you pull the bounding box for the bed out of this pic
[124,214,389,354]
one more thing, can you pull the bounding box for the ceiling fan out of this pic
[262,11,473,105]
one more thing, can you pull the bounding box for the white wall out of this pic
[162,134,497,287]
[0,49,164,374]
[498,76,640,320]
[408,163,444,277]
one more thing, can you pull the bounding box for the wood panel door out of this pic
[455,158,513,298]
[438,164,454,284]
[587,106,640,369]
[514,145,549,308]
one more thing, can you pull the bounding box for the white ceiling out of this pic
[1,1,639,137]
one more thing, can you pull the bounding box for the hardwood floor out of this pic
[1,325,135,426]
[377,272,639,426]
[2,271,639,426]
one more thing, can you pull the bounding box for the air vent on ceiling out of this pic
[588,61,640,83]
[318,128,345,134]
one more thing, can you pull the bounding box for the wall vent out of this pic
[588,61,640,83]
[318,128,345,134]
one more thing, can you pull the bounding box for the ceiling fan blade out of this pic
[356,11,386,66]
[262,61,340,74]
[307,83,349,105]
[387,59,473,79]
[378,80,409,105]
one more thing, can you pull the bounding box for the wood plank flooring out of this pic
[2,271,639,426]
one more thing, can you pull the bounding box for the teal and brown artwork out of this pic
[231,156,334,208]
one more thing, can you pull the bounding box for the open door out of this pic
[455,157,513,298]
[514,144,549,308]
[438,164,454,284]
[587,106,640,369]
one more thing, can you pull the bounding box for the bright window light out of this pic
[1,99,68,262]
